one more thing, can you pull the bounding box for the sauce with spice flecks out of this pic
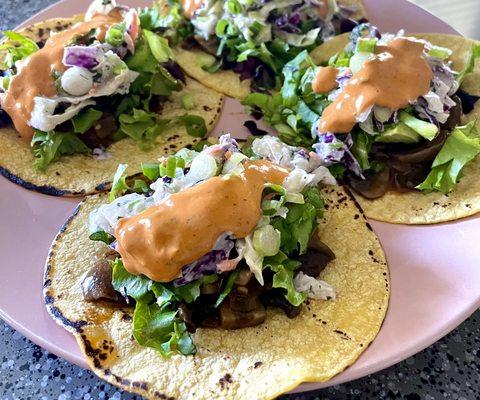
[115,160,289,282]
[318,37,433,134]
[1,12,122,140]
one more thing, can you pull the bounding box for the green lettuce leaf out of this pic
[31,130,90,171]
[458,42,480,84]
[133,301,194,356]
[109,164,129,202]
[264,252,305,306]
[214,270,239,308]
[143,30,173,63]
[111,258,152,300]
[417,122,480,194]
[72,108,103,134]
[272,186,324,254]
[350,131,374,171]
[89,231,114,245]
[0,30,39,69]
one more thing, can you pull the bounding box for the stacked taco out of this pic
[245,23,480,223]
[0,0,223,195]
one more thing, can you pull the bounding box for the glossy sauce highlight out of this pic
[115,160,289,282]
[318,37,433,134]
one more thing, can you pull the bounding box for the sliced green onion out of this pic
[399,111,439,141]
[89,231,114,245]
[141,163,161,181]
[181,93,195,110]
[133,179,149,193]
[428,45,452,60]
[227,0,242,14]
[159,156,185,179]
[285,193,304,204]
[109,163,129,202]
[350,51,373,74]
[105,23,126,47]
[356,38,377,53]
[264,183,286,196]
[262,199,283,216]
[253,225,281,257]
[215,19,229,37]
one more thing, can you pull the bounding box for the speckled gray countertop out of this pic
[1,1,480,399]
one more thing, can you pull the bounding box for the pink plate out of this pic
[1,0,479,394]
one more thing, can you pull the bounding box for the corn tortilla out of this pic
[44,186,389,399]
[173,0,367,100]
[311,33,480,224]
[0,18,224,196]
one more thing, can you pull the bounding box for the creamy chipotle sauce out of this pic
[1,13,121,140]
[318,37,433,134]
[115,160,289,282]
[312,66,338,94]
[181,0,204,18]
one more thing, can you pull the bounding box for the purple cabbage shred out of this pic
[63,46,99,69]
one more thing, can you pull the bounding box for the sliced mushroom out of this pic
[81,259,124,303]
[220,299,266,330]
[297,246,335,278]
[348,167,391,199]
[261,289,301,319]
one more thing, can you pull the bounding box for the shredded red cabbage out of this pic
[63,46,99,69]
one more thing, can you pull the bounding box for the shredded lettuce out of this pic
[72,108,103,134]
[243,50,325,147]
[0,30,39,69]
[457,42,480,84]
[88,230,114,244]
[109,164,129,202]
[264,252,306,306]
[272,186,324,254]
[117,109,207,149]
[417,122,480,194]
[31,130,90,171]
[111,259,195,356]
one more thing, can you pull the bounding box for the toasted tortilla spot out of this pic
[311,33,480,224]
[0,18,223,196]
[44,186,388,399]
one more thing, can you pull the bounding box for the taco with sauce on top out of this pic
[245,23,480,224]
[151,0,367,99]
[0,0,223,196]
[44,134,389,399]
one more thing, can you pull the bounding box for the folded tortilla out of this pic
[0,18,224,196]
[311,33,480,224]
[173,0,368,100]
[44,186,389,399]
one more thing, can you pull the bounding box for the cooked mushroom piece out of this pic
[297,246,335,278]
[260,289,302,319]
[81,259,124,303]
[386,129,448,165]
[440,95,462,132]
[348,167,391,199]
[219,298,266,330]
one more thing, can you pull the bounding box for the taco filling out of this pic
[245,23,480,200]
[0,0,207,171]
[86,134,337,355]
[151,0,366,92]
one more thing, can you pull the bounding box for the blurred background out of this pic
[410,0,480,39]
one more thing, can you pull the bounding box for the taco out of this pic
[0,0,223,196]
[44,134,389,399]
[150,0,367,99]
[244,23,480,224]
